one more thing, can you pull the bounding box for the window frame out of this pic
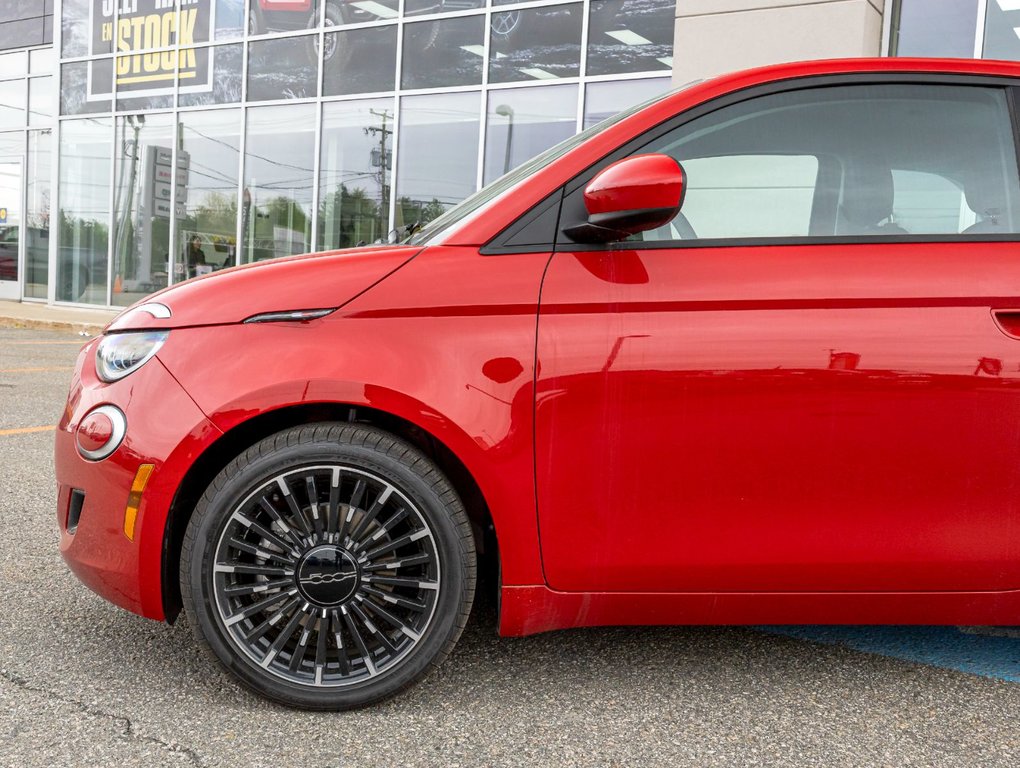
[481,72,1020,254]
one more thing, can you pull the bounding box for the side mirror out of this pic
[563,154,686,244]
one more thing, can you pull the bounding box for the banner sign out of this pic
[89,0,215,101]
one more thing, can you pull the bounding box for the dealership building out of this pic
[0,0,1015,309]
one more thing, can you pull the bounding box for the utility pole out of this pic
[365,108,392,241]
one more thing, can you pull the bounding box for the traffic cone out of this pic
[113,274,122,294]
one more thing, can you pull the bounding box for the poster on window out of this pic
[88,0,215,101]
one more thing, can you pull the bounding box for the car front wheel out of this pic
[181,423,476,709]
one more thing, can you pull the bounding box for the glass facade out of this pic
[15,1,1020,305]
[43,0,673,307]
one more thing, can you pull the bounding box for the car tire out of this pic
[311,0,354,72]
[180,422,476,710]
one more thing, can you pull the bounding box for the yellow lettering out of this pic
[116,19,132,75]
[178,9,196,47]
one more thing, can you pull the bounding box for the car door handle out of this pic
[991,309,1020,339]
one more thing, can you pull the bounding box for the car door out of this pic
[536,79,1020,594]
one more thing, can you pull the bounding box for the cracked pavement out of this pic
[4,326,1020,767]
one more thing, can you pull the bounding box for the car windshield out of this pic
[402,82,699,247]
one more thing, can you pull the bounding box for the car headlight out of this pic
[95,330,169,382]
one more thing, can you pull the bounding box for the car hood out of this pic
[106,245,422,332]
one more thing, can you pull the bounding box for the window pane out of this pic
[242,103,316,263]
[342,0,399,22]
[484,84,577,185]
[24,129,51,299]
[60,0,101,58]
[247,34,319,101]
[248,0,321,36]
[0,151,22,287]
[892,0,978,57]
[586,0,673,76]
[111,114,174,307]
[0,50,26,78]
[318,98,394,250]
[983,0,1020,59]
[0,79,26,129]
[179,43,243,106]
[28,75,52,127]
[402,16,484,90]
[322,25,397,97]
[29,48,55,75]
[583,77,670,128]
[61,60,113,116]
[396,92,480,228]
[488,4,582,84]
[215,0,246,41]
[177,109,241,282]
[638,84,1020,240]
[404,0,483,14]
[58,118,111,304]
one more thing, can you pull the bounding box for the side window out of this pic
[632,83,1020,242]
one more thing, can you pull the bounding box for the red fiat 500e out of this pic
[57,58,1020,709]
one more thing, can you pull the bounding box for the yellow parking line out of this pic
[0,366,73,373]
[0,425,56,436]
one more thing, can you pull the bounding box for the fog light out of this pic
[123,463,155,541]
[76,405,126,461]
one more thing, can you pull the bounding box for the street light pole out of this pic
[495,104,514,176]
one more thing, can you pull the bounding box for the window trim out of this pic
[481,71,1020,254]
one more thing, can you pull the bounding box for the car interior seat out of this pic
[837,160,909,236]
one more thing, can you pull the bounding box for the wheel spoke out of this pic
[227,536,295,565]
[360,526,429,562]
[362,553,432,572]
[215,561,294,577]
[288,610,316,674]
[360,595,421,642]
[244,596,301,644]
[305,475,324,538]
[232,510,301,558]
[349,601,398,655]
[261,604,306,667]
[354,507,408,552]
[341,605,377,676]
[225,587,298,627]
[277,477,314,537]
[314,611,329,684]
[363,575,438,590]
[348,486,393,542]
[223,577,294,598]
[330,609,351,677]
[256,498,305,550]
[362,584,428,613]
[327,467,341,537]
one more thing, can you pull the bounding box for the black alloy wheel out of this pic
[181,423,476,709]
[311,0,354,71]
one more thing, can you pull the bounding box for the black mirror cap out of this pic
[562,206,681,244]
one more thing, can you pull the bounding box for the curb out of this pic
[0,316,107,334]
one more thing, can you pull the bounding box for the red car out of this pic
[57,57,1020,709]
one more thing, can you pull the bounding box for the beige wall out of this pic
[673,0,887,84]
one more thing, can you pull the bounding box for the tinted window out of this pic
[634,84,1020,242]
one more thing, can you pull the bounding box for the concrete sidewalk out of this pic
[0,300,116,335]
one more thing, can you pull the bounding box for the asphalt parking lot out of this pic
[4,325,1020,767]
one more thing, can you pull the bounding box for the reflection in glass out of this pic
[177,109,242,282]
[58,118,111,304]
[318,98,394,250]
[60,0,99,58]
[396,92,480,228]
[322,25,397,96]
[983,0,1020,59]
[484,84,577,184]
[24,130,52,299]
[28,76,52,127]
[61,60,113,116]
[892,0,978,57]
[586,0,673,77]
[402,16,484,90]
[111,114,174,307]
[0,154,21,287]
[247,35,319,101]
[215,0,247,41]
[179,44,244,106]
[248,0,321,36]
[489,4,582,83]
[0,51,27,78]
[341,0,399,22]
[0,79,26,129]
[242,103,316,263]
[29,48,55,76]
[583,77,670,128]
[404,0,483,14]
